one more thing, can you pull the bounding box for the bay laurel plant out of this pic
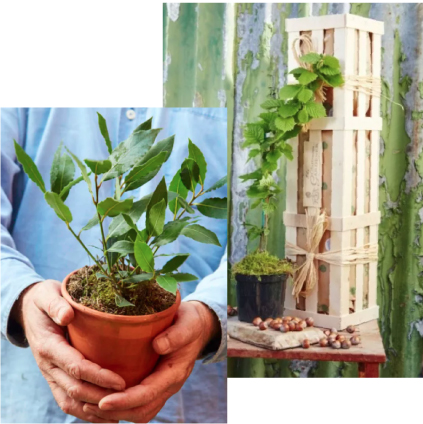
[14,114,227,308]
[240,52,343,254]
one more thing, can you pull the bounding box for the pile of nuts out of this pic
[319,325,360,350]
[227,305,238,317]
[252,315,314,333]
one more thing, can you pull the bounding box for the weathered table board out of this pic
[227,317,386,377]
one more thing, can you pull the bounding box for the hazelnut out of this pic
[280,324,290,333]
[302,339,310,349]
[331,340,341,349]
[284,316,293,322]
[299,320,307,329]
[331,328,338,334]
[272,322,283,331]
[292,317,300,324]
[336,335,346,343]
[275,317,283,323]
[269,320,277,328]
[259,322,268,331]
[305,317,314,327]
[324,330,331,337]
[295,323,303,331]
[329,332,337,339]
[350,335,361,345]
[264,318,273,324]
[319,337,329,347]
[288,321,296,331]
[341,340,351,349]
[328,336,337,346]
[252,317,262,327]
[227,305,233,316]
[346,325,356,334]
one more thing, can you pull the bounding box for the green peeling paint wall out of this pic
[163,3,423,378]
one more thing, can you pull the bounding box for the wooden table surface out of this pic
[227,318,386,364]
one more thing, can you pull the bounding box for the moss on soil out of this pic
[67,265,176,316]
[232,251,293,277]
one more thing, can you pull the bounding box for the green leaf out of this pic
[260,99,280,109]
[289,67,307,76]
[280,125,302,141]
[247,149,260,162]
[180,158,200,192]
[243,124,264,147]
[188,139,207,186]
[262,160,278,173]
[134,239,154,272]
[135,116,153,131]
[50,143,75,199]
[321,73,344,88]
[239,170,262,182]
[266,149,283,163]
[172,273,198,282]
[97,197,134,218]
[275,117,296,132]
[65,147,93,195]
[278,102,301,118]
[161,254,189,273]
[59,175,87,200]
[156,275,177,295]
[80,214,99,233]
[181,224,221,246]
[84,159,112,175]
[195,198,227,219]
[297,108,310,124]
[279,84,302,100]
[115,294,135,307]
[299,52,321,64]
[319,66,341,76]
[97,112,113,154]
[259,112,276,123]
[297,88,314,103]
[322,55,340,69]
[122,273,154,283]
[45,191,73,223]
[108,194,151,239]
[169,191,194,214]
[205,175,227,193]
[168,170,189,215]
[121,214,140,234]
[297,70,318,85]
[146,198,166,237]
[102,128,161,181]
[107,240,134,255]
[152,219,191,247]
[147,176,167,218]
[123,152,167,191]
[247,185,269,199]
[304,101,327,119]
[137,134,174,164]
[14,140,46,193]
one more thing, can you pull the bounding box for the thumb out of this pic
[33,280,74,326]
[153,304,201,355]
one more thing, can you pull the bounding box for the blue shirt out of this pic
[1,108,227,423]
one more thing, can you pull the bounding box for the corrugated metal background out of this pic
[163,3,423,377]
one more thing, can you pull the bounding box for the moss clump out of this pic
[232,251,293,277]
[67,265,176,316]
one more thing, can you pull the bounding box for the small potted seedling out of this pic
[14,113,227,387]
[233,52,343,323]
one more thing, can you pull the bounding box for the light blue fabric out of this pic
[1,108,227,423]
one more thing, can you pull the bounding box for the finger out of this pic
[49,381,118,424]
[99,364,182,411]
[33,280,74,326]
[153,305,200,355]
[47,365,116,404]
[84,401,164,423]
[42,337,125,391]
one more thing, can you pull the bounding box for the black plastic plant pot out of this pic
[235,273,288,323]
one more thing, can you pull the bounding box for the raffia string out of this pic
[285,210,378,300]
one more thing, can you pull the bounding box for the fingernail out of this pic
[155,336,170,354]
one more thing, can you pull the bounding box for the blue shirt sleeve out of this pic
[183,248,227,364]
[1,108,44,347]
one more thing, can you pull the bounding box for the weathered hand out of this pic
[16,280,126,423]
[83,301,220,423]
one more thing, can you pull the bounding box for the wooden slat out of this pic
[287,31,300,85]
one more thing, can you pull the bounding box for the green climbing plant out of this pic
[240,52,344,255]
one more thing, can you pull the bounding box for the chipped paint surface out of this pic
[163,3,423,377]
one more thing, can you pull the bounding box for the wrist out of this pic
[11,283,39,329]
[189,301,221,350]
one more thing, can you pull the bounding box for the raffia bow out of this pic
[285,210,378,300]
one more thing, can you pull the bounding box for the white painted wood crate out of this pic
[283,14,384,330]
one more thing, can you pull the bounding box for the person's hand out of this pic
[15,280,126,423]
[82,301,220,423]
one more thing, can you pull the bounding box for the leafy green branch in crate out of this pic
[14,113,227,307]
[240,53,343,252]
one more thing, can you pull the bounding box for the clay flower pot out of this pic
[61,270,181,388]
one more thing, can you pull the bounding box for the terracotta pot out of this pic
[61,271,181,388]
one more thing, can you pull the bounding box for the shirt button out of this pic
[126,109,136,120]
